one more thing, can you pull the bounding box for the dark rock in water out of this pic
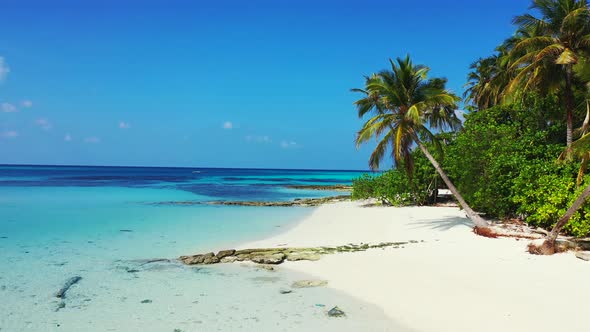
[180,242,412,266]
[119,229,133,232]
[152,195,351,207]
[127,269,140,273]
[286,251,320,261]
[207,195,351,207]
[203,255,221,264]
[55,301,66,312]
[251,253,286,265]
[0,236,7,239]
[234,248,284,255]
[216,249,236,259]
[327,306,346,317]
[140,299,152,304]
[257,264,275,271]
[56,276,82,299]
[180,253,219,265]
[220,256,237,263]
[284,184,352,191]
[138,258,171,266]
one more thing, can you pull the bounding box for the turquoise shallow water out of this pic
[0,166,398,331]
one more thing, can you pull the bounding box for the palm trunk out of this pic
[415,140,490,228]
[565,65,574,147]
[546,183,590,245]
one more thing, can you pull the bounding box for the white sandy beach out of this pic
[242,201,590,332]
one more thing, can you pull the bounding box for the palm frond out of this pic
[368,131,393,171]
[513,13,549,31]
[556,48,578,64]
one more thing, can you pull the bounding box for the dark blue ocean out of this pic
[0,165,362,201]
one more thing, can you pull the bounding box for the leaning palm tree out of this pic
[508,0,590,146]
[533,60,590,254]
[353,55,490,228]
[531,123,590,254]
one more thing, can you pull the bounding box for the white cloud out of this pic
[222,121,233,129]
[1,103,18,113]
[119,121,130,129]
[1,130,18,138]
[245,135,271,143]
[64,134,72,141]
[0,57,9,82]
[35,118,52,130]
[280,140,300,149]
[22,100,33,108]
[84,136,100,143]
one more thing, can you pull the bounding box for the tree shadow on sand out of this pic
[411,216,473,231]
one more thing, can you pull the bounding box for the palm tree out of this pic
[464,56,502,110]
[353,55,490,228]
[464,32,532,110]
[508,0,590,146]
[464,52,516,110]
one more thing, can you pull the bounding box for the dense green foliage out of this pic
[445,99,590,237]
[511,161,590,236]
[351,171,415,206]
[352,0,590,238]
[351,149,439,206]
[353,95,590,237]
[444,100,563,218]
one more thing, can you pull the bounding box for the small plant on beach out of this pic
[352,55,490,229]
[352,147,440,206]
[352,171,416,206]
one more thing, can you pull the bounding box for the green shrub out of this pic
[511,161,590,237]
[351,170,415,206]
[444,104,563,219]
[352,147,440,206]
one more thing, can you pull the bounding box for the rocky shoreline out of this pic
[284,185,352,191]
[151,195,351,207]
[179,241,419,266]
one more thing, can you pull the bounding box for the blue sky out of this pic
[0,0,529,169]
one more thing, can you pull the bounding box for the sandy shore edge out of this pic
[240,201,590,332]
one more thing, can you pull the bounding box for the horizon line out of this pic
[0,163,378,173]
